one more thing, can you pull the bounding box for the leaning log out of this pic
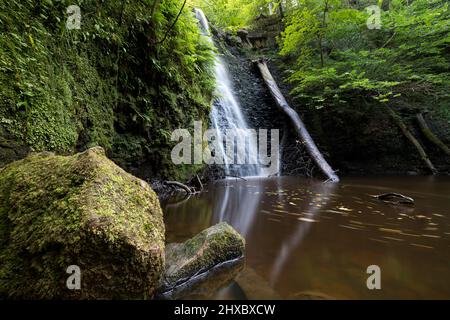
[416,113,450,156]
[255,60,340,182]
[386,107,438,175]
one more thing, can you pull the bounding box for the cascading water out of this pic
[195,8,262,177]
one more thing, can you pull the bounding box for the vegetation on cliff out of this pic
[0,0,215,179]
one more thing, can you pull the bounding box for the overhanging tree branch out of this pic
[156,0,187,45]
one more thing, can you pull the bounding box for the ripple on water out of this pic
[163,176,450,299]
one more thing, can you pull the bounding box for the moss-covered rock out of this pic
[158,255,244,300]
[160,222,245,292]
[0,147,165,299]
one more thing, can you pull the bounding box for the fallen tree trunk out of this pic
[255,60,340,182]
[416,113,450,156]
[386,107,438,175]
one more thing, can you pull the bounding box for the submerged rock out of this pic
[288,291,336,300]
[372,192,415,205]
[159,222,245,293]
[0,147,165,299]
[235,267,281,300]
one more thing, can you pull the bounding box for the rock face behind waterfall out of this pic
[0,147,165,299]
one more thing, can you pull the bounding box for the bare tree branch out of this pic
[156,0,187,45]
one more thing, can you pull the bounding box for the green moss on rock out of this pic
[161,222,245,291]
[0,147,165,299]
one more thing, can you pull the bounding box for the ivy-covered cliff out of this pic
[0,0,215,180]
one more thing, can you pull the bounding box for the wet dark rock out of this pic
[150,179,175,201]
[237,29,249,39]
[211,25,225,40]
[0,127,30,168]
[247,33,269,48]
[372,193,415,205]
[248,15,282,49]
[236,29,252,48]
[235,267,281,300]
[157,257,244,300]
[225,33,243,46]
[218,31,299,177]
[219,48,284,138]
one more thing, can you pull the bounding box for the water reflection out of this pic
[163,176,450,299]
[211,178,264,237]
[270,180,337,285]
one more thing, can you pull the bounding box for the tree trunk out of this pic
[416,113,450,156]
[278,1,285,18]
[255,60,340,182]
[386,107,438,174]
[319,0,329,68]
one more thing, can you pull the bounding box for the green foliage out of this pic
[190,0,273,29]
[0,0,215,179]
[278,0,449,113]
[190,0,449,121]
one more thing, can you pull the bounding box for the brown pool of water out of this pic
[162,176,450,299]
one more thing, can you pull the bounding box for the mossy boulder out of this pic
[0,147,165,299]
[160,222,245,292]
[158,255,244,300]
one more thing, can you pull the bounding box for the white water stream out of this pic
[195,8,263,177]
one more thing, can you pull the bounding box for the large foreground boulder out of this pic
[0,147,165,299]
[159,222,245,294]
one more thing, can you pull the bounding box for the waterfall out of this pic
[195,8,262,177]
